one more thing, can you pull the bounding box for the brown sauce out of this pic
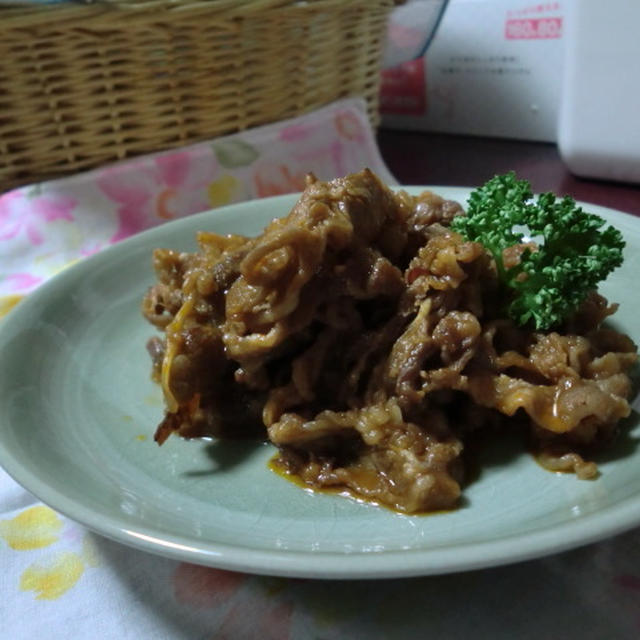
[267,455,455,517]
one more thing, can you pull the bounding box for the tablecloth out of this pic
[1,97,640,639]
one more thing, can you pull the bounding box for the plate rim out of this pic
[1,186,639,579]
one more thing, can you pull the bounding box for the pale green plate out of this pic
[1,188,639,579]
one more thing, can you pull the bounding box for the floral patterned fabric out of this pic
[2,99,640,639]
[0,98,394,313]
[2,457,640,639]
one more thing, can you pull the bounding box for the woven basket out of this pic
[0,0,396,190]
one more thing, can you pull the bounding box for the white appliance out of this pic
[558,0,640,184]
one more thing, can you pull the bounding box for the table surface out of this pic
[378,130,640,217]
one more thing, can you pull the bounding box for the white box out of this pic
[558,0,640,184]
[380,0,565,142]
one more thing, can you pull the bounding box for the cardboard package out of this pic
[381,0,565,142]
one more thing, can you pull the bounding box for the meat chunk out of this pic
[142,170,637,514]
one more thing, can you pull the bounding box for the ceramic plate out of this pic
[1,188,639,579]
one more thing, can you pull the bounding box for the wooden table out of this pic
[378,130,640,217]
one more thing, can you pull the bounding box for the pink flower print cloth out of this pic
[0,98,395,306]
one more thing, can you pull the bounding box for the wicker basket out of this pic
[0,0,396,190]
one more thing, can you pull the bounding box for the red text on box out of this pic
[505,17,563,40]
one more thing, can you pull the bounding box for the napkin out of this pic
[0,98,395,319]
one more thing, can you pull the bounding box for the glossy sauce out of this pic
[268,455,454,517]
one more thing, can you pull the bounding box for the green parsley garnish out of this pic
[450,172,625,330]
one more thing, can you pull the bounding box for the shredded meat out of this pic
[142,169,637,514]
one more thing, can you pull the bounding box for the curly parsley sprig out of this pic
[450,172,625,330]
